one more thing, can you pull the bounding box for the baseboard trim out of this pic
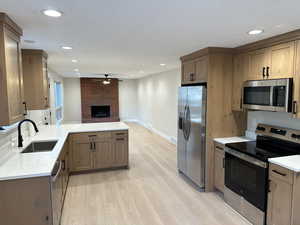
[130,120,177,145]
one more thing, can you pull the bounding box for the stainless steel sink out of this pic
[21,141,57,153]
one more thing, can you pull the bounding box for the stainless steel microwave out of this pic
[243,78,293,112]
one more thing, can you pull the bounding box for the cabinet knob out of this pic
[266,66,270,78]
[190,73,194,81]
[262,67,266,78]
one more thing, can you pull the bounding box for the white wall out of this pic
[247,111,300,137]
[63,78,82,123]
[136,69,181,142]
[119,79,138,121]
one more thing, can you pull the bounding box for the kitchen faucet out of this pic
[18,119,39,147]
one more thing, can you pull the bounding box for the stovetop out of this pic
[225,135,300,162]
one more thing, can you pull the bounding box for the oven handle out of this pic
[225,147,267,168]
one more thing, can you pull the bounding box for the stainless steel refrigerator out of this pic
[177,85,207,188]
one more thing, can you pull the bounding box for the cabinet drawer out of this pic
[71,132,112,142]
[112,130,128,139]
[269,163,294,184]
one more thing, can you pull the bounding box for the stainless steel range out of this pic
[224,124,300,225]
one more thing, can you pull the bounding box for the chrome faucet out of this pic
[18,119,39,147]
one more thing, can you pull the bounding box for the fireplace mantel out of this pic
[80,78,120,123]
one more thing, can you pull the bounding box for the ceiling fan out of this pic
[86,73,124,84]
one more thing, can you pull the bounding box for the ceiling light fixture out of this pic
[23,40,36,44]
[71,59,78,63]
[42,9,63,18]
[74,69,79,72]
[62,46,72,50]
[103,74,111,85]
[160,63,166,66]
[248,29,264,35]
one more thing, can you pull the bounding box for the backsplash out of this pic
[0,109,50,165]
[247,111,300,138]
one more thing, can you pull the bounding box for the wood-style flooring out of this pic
[61,123,251,225]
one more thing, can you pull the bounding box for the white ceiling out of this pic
[1,0,300,79]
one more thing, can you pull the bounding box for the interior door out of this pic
[177,87,188,174]
[186,86,207,188]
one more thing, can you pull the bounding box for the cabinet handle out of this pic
[262,67,266,78]
[293,101,297,115]
[115,133,125,135]
[222,158,225,169]
[266,66,270,78]
[268,179,271,193]
[93,142,96,150]
[62,160,66,171]
[116,138,125,141]
[23,101,27,116]
[216,146,224,151]
[190,73,194,81]
[272,169,286,177]
[90,142,93,150]
[88,135,97,137]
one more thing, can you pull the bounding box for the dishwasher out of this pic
[51,160,63,225]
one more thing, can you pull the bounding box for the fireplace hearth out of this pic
[91,105,110,118]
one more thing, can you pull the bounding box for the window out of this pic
[54,82,63,122]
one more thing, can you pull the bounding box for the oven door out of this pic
[224,148,268,211]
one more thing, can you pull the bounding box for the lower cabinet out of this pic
[70,130,129,172]
[267,163,300,225]
[214,142,225,193]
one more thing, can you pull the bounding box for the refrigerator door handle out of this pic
[186,105,191,140]
[178,112,184,130]
[183,105,188,140]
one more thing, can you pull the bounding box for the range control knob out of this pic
[256,126,266,131]
[291,133,300,139]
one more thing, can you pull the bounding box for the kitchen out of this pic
[1,1,300,225]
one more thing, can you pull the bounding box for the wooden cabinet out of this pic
[269,42,295,79]
[248,48,269,80]
[94,140,114,169]
[293,40,300,118]
[247,42,295,81]
[70,130,129,172]
[0,13,25,126]
[71,139,93,172]
[267,163,300,225]
[213,143,224,193]
[232,53,249,111]
[22,49,50,110]
[182,56,208,84]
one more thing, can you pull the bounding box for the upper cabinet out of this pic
[181,55,208,85]
[0,13,25,126]
[247,41,296,81]
[22,49,50,110]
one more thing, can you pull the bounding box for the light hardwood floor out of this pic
[61,123,251,225]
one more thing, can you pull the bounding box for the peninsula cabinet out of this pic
[0,13,25,126]
[22,49,50,110]
[247,41,295,81]
[70,130,129,172]
[267,163,300,225]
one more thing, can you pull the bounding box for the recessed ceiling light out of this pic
[62,46,72,50]
[74,69,79,72]
[248,29,264,35]
[42,9,63,18]
[160,63,166,66]
[139,70,145,73]
[71,59,78,63]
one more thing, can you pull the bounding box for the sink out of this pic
[21,141,57,153]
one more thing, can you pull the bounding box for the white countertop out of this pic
[213,136,253,145]
[0,122,129,181]
[269,155,300,172]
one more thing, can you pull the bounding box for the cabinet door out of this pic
[71,141,93,171]
[269,41,295,79]
[182,61,195,84]
[194,56,208,83]
[214,145,224,192]
[232,54,248,111]
[42,57,49,108]
[248,48,269,80]
[267,177,292,225]
[94,140,114,169]
[114,137,129,167]
[3,29,24,124]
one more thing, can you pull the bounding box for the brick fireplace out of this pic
[80,78,120,123]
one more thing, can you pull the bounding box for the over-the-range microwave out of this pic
[242,78,293,112]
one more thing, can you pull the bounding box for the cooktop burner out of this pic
[226,135,300,162]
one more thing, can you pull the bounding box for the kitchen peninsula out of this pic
[0,122,129,225]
